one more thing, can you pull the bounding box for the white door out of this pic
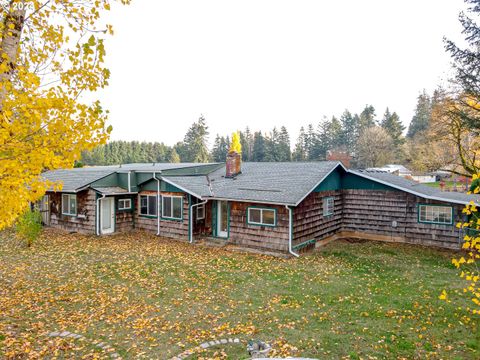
[100,197,115,234]
[217,201,228,238]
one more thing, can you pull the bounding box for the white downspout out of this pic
[127,171,131,192]
[286,205,299,257]
[154,172,161,236]
[189,200,208,244]
[96,194,106,235]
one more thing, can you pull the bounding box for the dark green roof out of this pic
[42,163,219,192]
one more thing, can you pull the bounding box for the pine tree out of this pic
[277,126,291,161]
[444,0,480,130]
[305,124,318,160]
[380,108,405,146]
[359,105,377,131]
[182,115,210,162]
[292,126,307,161]
[211,135,229,162]
[339,109,359,153]
[264,127,279,162]
[241,127,254,161]
[252,132,266,161]
[317,117,343,160]
[407,91,431,138]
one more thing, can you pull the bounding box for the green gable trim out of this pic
[341,173,396,191]
[314,169,342,192]
[139,179,185,193]
[91,173,119,188]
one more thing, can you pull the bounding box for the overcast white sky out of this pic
[100,0,467,147]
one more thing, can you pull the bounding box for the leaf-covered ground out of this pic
[0,229,478,359]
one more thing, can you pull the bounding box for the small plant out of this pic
[16,209,43,247]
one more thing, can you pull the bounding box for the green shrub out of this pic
[16,210,43,247]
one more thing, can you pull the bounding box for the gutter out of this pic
[153,172,161,236]
[286,205,299,257]
[189,199,208,244]
[95,193,106,235]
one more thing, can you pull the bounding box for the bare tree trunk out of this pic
[0,1,26,114]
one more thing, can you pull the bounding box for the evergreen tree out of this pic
[444,0,480,130]
[252,131,266,161]
[241,127,254,161]
[264,127,279,162]
[339,109,359,153]
[317,116,343,160]
[380,108,405,146]
[182,115,210,162]
[292,126,307,161]
[211,135,229,162]
[407,91,431,138]
[277,126,291,161]
[305,124,318,160]
[359,105,377,131]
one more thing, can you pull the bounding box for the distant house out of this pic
[40,156,479,255]
[367,164,412,177]
[367,164,437,184]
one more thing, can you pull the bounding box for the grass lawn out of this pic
[0,230,479,359]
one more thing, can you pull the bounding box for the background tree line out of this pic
[81,106,408,169]
[82,0,479,175]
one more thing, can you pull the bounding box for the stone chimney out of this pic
[226,151,241,178]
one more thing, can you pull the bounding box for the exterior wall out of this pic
[341,189,464,249]
[134,191,190,240]
[293,190,343,248]
[226,201,290,253]
[115,196,135,233]
[48,189,96,234]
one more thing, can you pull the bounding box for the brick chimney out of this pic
[226,151,241,178]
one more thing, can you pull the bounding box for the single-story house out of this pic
[40,155,479,256]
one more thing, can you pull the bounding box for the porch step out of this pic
[195,237,229,248]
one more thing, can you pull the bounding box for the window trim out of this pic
[323,196,335,217]
[61,193,77,216]
[418,204,454,225]
[138,194,158,218]
[246,206,277,227]
[196,203,205,220]
[118,198,132,211]
[161,195,183,221]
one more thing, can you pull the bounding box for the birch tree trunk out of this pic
[0,1,26,114]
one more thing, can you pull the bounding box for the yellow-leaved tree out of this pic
[442,175,480,314]
[0,0,129,230]
[229,131,242,154]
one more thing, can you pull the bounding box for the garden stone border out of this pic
[48,331,120,359]
[170,338,241,360]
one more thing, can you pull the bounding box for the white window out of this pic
[247,207,276,226]
[139,195,157,216]
[162,195,183,220]
[196,204,205,220]
[323,197,334,216]
[419,205,453,225]
[62,194,77,216]
[118,198,132,210]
